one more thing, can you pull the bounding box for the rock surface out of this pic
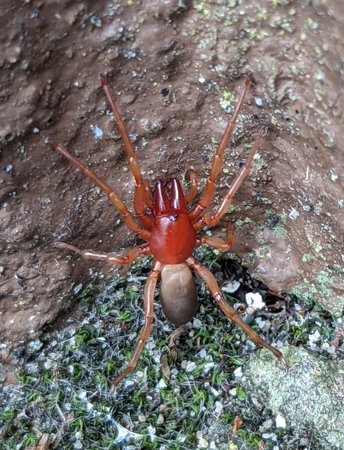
[243,346,344,450]
[1,1,343,350]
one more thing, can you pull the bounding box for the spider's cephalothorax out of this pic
[150,179,196,264]
[49,77,286,393]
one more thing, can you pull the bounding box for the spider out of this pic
[49,77,286,392]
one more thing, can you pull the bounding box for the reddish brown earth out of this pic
[1,0,343,357]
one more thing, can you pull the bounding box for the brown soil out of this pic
[1,0,343,354]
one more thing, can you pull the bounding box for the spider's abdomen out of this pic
[150,213,196,264]
[160,263,198,325]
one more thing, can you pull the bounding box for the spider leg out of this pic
[110,261,162,393]
[197,223,235,250]
[193,128,264,231]
[184,169,198,205]
[56,242,150,265]
[49,139,150,241]
[101,77,153,229]
[186,256,287,365]
[143,179,153,210]
[189,79,251,222]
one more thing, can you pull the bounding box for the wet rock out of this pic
[0,0,343,371]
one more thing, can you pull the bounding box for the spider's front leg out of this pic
[101,77,154,230]
[193,128,265,231]
[57,242,150,265]
[184,169,198,204]
[189,78,251,222]
[48,139,151,241]
[186,256,287,365]
[110,261,162,394]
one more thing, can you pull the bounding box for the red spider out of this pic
[49,77,286,392]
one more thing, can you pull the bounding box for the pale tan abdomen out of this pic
[160,263,198,325]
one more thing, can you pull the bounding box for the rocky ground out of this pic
[0,1,343,449]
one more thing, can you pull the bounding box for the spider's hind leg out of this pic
[186,255,287,365]
[110,261,162,394]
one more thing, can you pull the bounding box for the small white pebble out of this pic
[262,432,275,439]
[157,378,167,389]
[246,292,265,309]
[147,425,156,435]
[182,360,197,372]
[262,419,273,429]
[330,170,338,182]
[73,440,83,450]
[233,367,243,378]
[202,362,215,376]
[289,207,299,220]
[254,96,263,106]
[222,280,240,294]
[326,345,336,354]
[209,387,220,398]
[197,349,208,359]
[308,330,321,344]
[275,414,286,429]
[90,124,103,140]
[214,401,223,414]
[157,414,164,425]
[300,437,309,446]
[198,437,208,448]
[193,318,202,329]
[254,317,270,331]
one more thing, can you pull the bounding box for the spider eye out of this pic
[169,214,179,222]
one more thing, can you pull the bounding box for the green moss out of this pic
[290,268,344,316]
[220,90,236,111]
[236,385,248,401]
[236,429,261,447]
[301,253,316,263]
[194,1,210,17]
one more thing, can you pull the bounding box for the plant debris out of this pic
[1,248,341,449]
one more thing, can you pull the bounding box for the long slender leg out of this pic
[48,139,150,241]
[110,260,163,393]
[189,79,251,222]
[133,179,154,229]
[193,128,264,231]
[197,224,235,250]
[186,256,287,365]
[56,242,150,265]
[101,78,153,229]
[133,178,154,229]
[184,169,198,205]
[143,179,153,210]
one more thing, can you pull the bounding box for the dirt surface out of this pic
[1,0,343,354]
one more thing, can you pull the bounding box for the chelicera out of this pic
[49,77,286,392]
